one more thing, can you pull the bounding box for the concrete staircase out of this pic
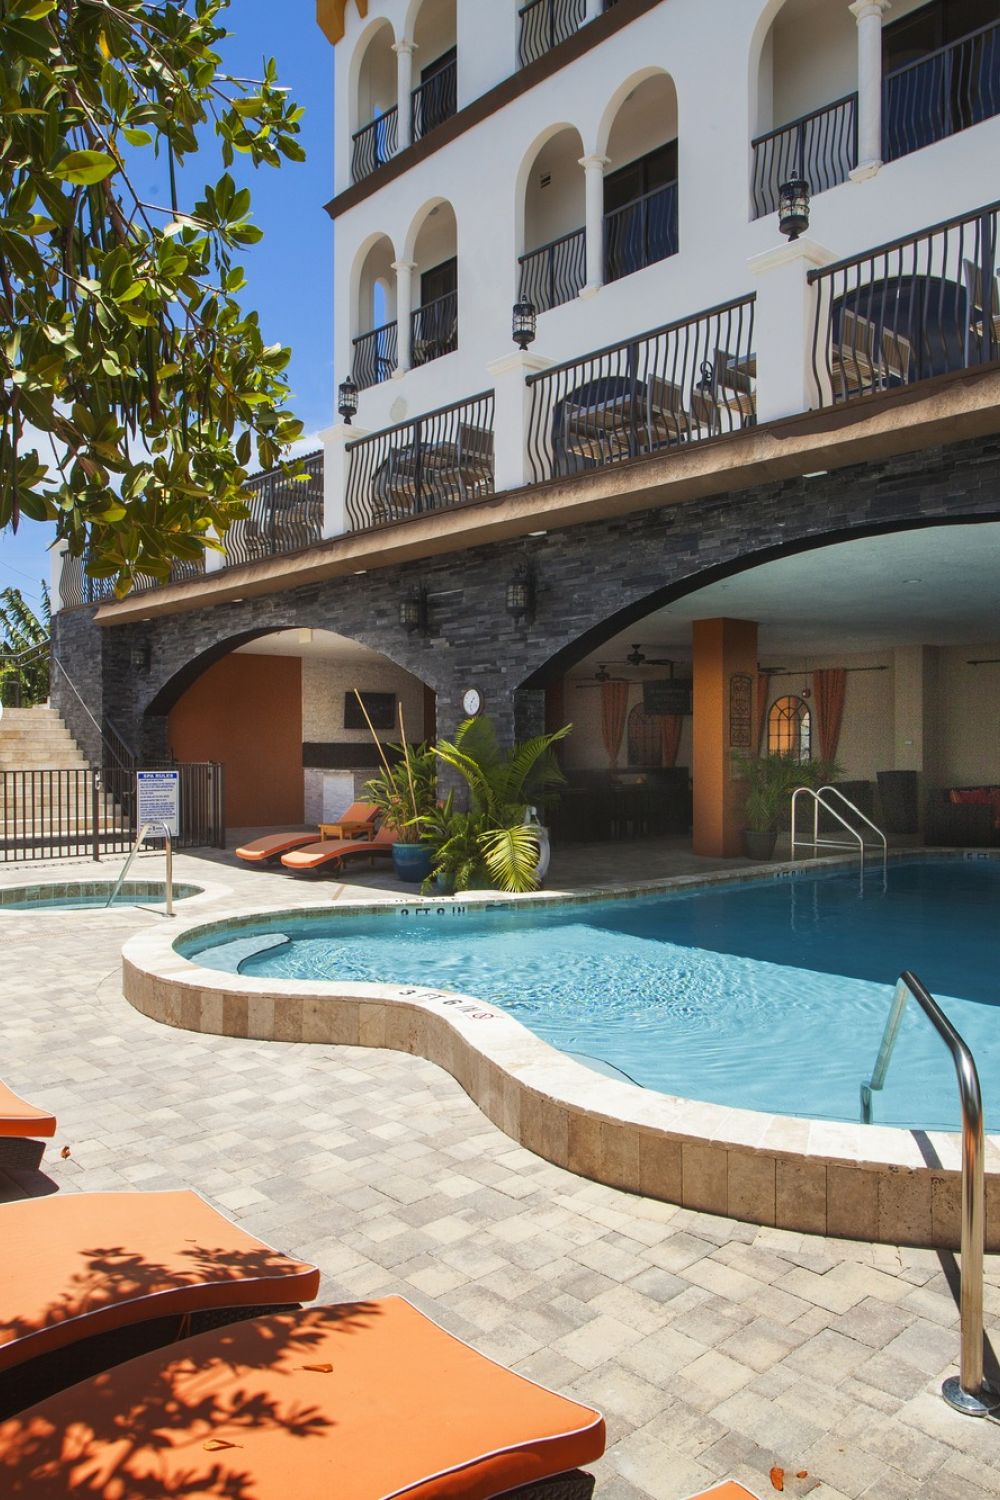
[0,706,128,844]
[0,706,91,772]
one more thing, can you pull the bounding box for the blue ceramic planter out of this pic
[391,843,435,883]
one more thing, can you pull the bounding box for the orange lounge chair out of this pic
[0,1295,605,1498]
[682,1486,761,1500]
[280,820,399,872]
[0,1189,319,1413]
[0,1079,55,1140]
[235,801,380,864]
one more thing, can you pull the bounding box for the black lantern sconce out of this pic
[505,563,535,626]
[512,298,537,351]
[399,586,429,636]
[337,375,359,425]
[130,641,151,673]
[778,177,810,242]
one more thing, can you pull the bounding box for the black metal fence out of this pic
[518,0,585,66]
[809,199,1000,408]
[351,106,398,183]
[604,182,678,284]
[222,450,324,567]
[412,59,457,141]
[1,761,225,862]
[412,291,458,366]
[345,390,495,531]
[884,20,1000,165]
[519,227,586,312]
[525,294,756,484]
[751,94,858,220]
[353,321,398,390]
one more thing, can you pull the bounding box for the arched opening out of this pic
[518,125,586,312]
[351,20,398,183]
[410,0,457,141]
[601,71,679,284]
[409,201,458,366]
[161,629,436,834]
[767,694,811,760]
[353,235,398,389]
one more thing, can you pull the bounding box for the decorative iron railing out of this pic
[351,107,398,183]
[604,182,679,284]
[411,290,458,366]
[525,294,756,484]
[883,20,1000,164]
[82,556,204,605]
[808,199,1000,409]
[345,391,494,531]
[751,94,858,220]
[518,0,586,66]
[225,450,325,566]
[411,58,457,141]
[519,227,586,312]
[353,321,398,390]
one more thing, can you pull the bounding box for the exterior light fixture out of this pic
[505,563,535,625]
[778,177,810,241]
[512,298,537,351]
[337,375,359,425]
[130,642,151,672]
[399,587,428,635]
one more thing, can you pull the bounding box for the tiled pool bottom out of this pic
[121,856,1000,1251]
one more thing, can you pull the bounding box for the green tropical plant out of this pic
[0,0,306,593]
[734,751,841,832]
[362,742,437,845]
[0,584,50,704]
[418,793,488,894]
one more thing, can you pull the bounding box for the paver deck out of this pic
[1,841,998,1498]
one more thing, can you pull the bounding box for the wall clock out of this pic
[462,687,483,716]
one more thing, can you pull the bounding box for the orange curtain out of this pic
[756,673,770,753]
[661,714,683,768]
[601,681,629,769]
[812,668,847,762]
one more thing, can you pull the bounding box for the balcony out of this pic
[353,321,398,391]
[518,0,586,66]
[604,182,678,285]
[351,108,398,184]
[411,54,457,143]
[345,391,494,530]
[752,96,858,221]
[411,290,458,367]
[519,228,586,313]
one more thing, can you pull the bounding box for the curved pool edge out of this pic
[120,885,1000,1253]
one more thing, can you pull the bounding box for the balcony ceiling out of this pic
[235,628,394,663]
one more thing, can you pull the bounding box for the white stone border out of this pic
[0,874,231,917]
[120,859,1000,1250]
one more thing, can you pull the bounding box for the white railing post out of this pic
[393,40,416,151]
[749,238,835,423]
[321,422,368,539]
[579,153,608,297]
[584,0,602,21]
[486,350,553,492]
[393,257,416,374]
[849,0,891,181]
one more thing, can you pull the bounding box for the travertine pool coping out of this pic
[121,852,1000,1250]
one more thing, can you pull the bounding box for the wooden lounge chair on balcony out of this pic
[0,1189,319,1416]
[830,308,881,397]
[235,802,379,864]
[0,1080,55,1141]
[0,1295,606,1498]
[370,425,494,521]
[963,258,1000,350]
[280,820,399,873]
[563,375,691,461]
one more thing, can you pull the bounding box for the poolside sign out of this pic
[136,770,180,838]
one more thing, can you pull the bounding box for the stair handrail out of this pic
[49,653,137,771]
[861,971,998,1418]
[790,784,887,891]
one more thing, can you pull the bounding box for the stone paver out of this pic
[1,844,999,1498]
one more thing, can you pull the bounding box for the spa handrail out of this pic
[861,971,997,1417]
[790,784,887,891]
[105,820,174,916]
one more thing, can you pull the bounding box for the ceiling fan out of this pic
[621,644,681,669]
[574,663,630,688]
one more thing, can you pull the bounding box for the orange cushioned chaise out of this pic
[0,1295,605,1499]
[0,1079,56,1140]
[235,801,379,864]
[280,820,399,873]
[682,1486,762,1500]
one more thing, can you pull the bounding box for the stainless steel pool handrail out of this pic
[104,820,174,916]
[790,785,887,891]
[862,970,998,1418]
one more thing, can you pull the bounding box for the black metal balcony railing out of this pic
[225,450,325,566]
[525,294,756,485]
[345,391,495,531]
[351,107,398,183]
[809,199,1000,409]
[751,94,858,220]
[353,321,398,390]
[411,290,458,367]
[82,555,204,605]
[883,19,1000,164]
[604,182,679,284]
[519,227,586,312]
[411,58,457,142]
[518,0,586,66]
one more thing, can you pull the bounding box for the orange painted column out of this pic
[692,618,759,858]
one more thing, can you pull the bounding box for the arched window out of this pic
[767,695,811,761]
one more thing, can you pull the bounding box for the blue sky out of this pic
[1,0,334,611]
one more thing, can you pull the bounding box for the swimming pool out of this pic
[179,858,999,1132]
[0,880,202,911]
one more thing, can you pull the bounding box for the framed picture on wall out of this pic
[344,691,397,731]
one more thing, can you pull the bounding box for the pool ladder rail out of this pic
[862,971,998,1419]
[790,784,887,891]
[104,820,175,916]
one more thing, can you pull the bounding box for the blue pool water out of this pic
[181,859,1000,1130]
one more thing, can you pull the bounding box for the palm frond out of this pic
[478,823,541,894]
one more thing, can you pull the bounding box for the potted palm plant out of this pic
[734,752,842,860]
[355,692,438,883]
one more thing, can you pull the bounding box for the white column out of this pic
[486,351,554,492]
[584,0,602,20]
[748,238,834,423]
[849,0,891,181]
[320,422,369,539]
[392,258,416,375]
[393,40,416,152]
[204,532,225,573]
[579,154,608,298]
[50,539,70,603]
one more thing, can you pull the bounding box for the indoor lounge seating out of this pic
[924,784,1000,847]
[0,1080,56,1141]
[235,801,379,864]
